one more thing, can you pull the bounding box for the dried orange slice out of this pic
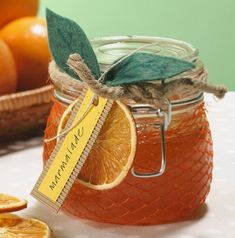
[0,194,27,213]
[0,213,52,237]
[57,99,137,190]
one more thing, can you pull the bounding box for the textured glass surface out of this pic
[43,100,213,225]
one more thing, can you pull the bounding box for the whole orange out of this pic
[0,39,17,96]
[0,0,39,28]
[0,17,51,91]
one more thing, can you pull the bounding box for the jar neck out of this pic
[53,78,204,116]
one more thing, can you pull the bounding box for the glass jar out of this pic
[43,36,213,225]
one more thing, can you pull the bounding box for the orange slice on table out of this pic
[57,99,137,190]
[0,213,52,237]
[0,194,27,213]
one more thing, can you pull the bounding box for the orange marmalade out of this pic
[43,37,213,225]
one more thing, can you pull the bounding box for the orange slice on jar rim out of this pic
[0,213,53,238]
[0,194,27,213]
[57,99,137,190]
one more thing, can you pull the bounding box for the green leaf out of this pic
[104,53,195,86]
[46,9,101,80]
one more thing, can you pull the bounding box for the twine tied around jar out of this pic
[50,50,227,108]
[46,45,227,143]
[66,54,227,104]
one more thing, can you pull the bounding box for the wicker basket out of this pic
[0,85,53,142]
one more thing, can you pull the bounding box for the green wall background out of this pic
[39,0,235,90]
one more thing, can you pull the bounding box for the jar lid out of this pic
[91,36,199,71]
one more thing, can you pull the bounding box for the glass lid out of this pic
[91,36,199,72]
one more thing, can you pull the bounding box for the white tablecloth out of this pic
[0,93,235,238]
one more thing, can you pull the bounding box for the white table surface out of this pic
[0,92,235,238]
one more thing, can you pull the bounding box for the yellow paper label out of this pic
[38,89,108,202]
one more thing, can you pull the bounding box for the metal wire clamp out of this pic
[131,99,172,178]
